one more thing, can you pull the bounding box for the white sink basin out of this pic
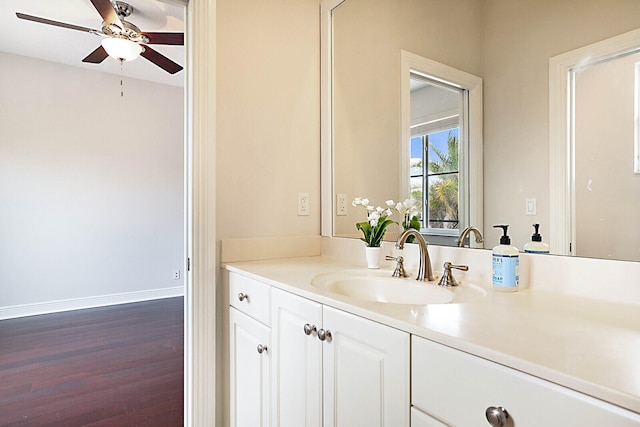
[311,270,486,305]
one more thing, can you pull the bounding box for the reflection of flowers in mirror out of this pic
[396,198,421,234]
[352,197,396,247]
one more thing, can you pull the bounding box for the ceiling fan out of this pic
[16,0,183,74]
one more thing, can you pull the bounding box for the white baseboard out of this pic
[0,286,185,320]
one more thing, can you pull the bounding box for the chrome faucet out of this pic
[457,226,484,248]
[395,229,434,281]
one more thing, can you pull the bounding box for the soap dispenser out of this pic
[524,223,550,254]
[492,225,520,292]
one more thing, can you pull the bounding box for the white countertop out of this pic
[224,255,640,415]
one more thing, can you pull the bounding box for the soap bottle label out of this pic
[492,254,519,288]
[524,249,549,254]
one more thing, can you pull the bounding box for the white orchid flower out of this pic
[368,211,381,226]
[385,200,395,207]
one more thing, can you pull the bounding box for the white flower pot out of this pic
[365,246,383,269]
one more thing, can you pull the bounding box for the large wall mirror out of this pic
[321,0,640,262]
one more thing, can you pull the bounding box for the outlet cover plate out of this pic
[298,192,310,216]
[337,194,347,216]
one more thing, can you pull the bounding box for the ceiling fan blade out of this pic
[16,12,98,33]
[141,46,183,74]
[141,32,184,45]
[90,0,123,28]
[82,46,109,64]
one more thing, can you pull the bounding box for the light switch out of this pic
[525,198,537,216]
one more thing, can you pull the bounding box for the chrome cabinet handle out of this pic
[238,293,249,302]
[303,323,317,336]
[317,329,332,341]
[485,406,511,427]
[256,344,268,354]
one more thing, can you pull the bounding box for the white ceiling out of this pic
[0,0,185,87]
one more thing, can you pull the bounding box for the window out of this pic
[408,73,466,242]
[410,128,460,232]
[400,50,483,247]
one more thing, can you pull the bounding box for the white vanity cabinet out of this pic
[271,287,323,427]
[410,407,448,427]
[270,287,410,427]
[322,304,409,427]
[411,335,640,427]
[229,273,272,427]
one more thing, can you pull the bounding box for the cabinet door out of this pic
[229,308,271,427]
[323,306,410,427]
[271,288,323,427]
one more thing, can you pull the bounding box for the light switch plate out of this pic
[526,198,537,215]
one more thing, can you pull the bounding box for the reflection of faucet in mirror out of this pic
[457,226,484,248]
[396,229,434,282]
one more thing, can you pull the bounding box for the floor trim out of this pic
[0,286,185,320]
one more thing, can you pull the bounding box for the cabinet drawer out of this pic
[412,336,640,427]
[411,407,447,427]
[229,272,271,325]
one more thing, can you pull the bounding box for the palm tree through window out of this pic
[410,128,460,232]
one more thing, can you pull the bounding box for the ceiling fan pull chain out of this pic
[120,58,124,97]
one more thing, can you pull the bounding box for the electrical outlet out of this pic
[337,194,347,216]
[173,269,181,280]
[298,192,310,216]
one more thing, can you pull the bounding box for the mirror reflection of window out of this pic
[410,74,466,245]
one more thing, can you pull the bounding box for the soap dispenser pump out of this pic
[524,223,550,254]
[492,224,520,292]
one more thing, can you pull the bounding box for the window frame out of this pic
[411,126,462,236]
[401,51,482,246]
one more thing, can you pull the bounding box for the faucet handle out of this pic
[385,255,408,278]
[437,262,469,287]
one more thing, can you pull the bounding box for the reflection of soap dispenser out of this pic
[492,225,520,292]
[524,224,550,254]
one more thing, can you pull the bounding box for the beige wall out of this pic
[482,0,640,248]
[216,0,320,240]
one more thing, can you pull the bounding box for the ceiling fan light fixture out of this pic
[101,37,142,62]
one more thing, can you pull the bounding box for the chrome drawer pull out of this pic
[485,406,511,427]
[256,344,268,354]
[303,323,317,336]
[238,293,249,302]
[317,329,332,341]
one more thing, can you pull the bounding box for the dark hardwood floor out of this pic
[0,297,184,426]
